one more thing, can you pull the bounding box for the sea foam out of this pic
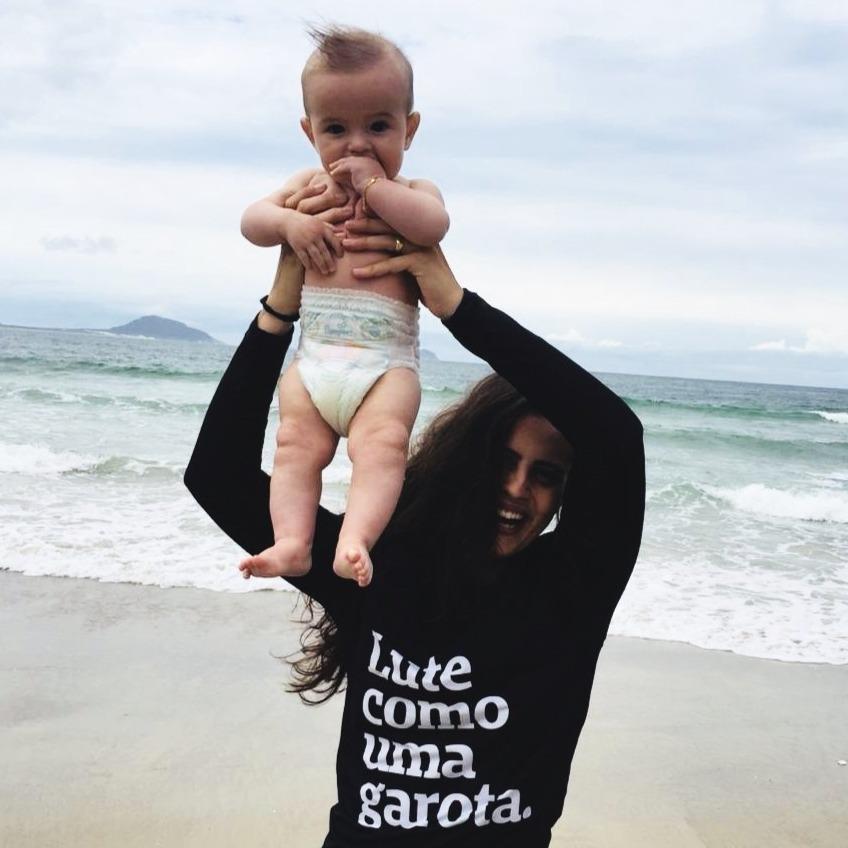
[813,410,848,424]
[0,442,100,475]
[0,442,187,479]
[704,483,848,524]
[613,550,848,665]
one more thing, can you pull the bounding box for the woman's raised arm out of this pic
[350,239,645,635]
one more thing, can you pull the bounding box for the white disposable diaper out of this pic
[294,286,420,436]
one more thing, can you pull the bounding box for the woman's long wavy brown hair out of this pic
[286,374,535,703]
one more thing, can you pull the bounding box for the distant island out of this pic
[108,315,217,343]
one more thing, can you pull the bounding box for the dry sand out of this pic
[2,570,846,848]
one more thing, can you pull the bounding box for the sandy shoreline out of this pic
[2,570,846,848]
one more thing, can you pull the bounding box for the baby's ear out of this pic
[404,112,421,150]
[300,116,315,146]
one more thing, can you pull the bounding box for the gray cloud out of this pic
[1,0,846,386]
[41,235,116,254]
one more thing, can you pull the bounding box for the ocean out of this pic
[2,324,847,665]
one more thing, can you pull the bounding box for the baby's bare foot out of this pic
[333,542,373,588]
[239,539,312,580]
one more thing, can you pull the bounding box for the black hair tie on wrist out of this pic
[260,295,300,322]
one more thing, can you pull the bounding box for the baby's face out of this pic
[301,56,419,180]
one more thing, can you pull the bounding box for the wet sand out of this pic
[2,570,846,847]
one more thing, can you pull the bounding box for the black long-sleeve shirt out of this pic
[185,290,645,847]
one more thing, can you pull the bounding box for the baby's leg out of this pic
[239,364,338,580]
[334,367,421,587]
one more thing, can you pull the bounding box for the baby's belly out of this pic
[305,250,419,306]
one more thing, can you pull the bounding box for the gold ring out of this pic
[394,238,404,254]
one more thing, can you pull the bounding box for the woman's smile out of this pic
[493,414,572,558]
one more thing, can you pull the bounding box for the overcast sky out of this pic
[2,0,847,387]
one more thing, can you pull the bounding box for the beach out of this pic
[3,570,846,848]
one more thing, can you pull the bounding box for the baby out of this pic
[238,26,449,587]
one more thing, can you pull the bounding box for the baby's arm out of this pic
[240,168,320,246]
[240,169,348,274]
[328,157,449,247]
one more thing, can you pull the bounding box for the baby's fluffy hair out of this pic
[301,24,414,113]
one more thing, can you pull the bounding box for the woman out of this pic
[184,224,645,847]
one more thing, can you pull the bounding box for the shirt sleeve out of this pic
[183,315,354,620]
[442,290,646,636]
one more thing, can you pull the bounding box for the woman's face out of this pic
[494,414,572,558]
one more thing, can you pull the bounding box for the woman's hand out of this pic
[341,215,400,246]
[345,219,463,320]
[286,174,354,226]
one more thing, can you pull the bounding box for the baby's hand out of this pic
[287,213,343,275]
[328,157,386,193]
[286,172,352,215]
